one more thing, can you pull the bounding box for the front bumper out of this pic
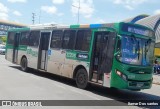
[110,71,153,90]
[127,79,152,90]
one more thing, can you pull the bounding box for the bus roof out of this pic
[28,23,116,31]
[8,27,30,32]
[8,22,153,33]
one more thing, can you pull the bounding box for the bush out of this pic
[0,36,7,44]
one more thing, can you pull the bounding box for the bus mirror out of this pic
[114,51,121,61]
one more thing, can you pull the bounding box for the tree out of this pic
[0,36,7,44]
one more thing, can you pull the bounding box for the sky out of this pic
[0,0,160,25]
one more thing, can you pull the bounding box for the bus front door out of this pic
[13,33,20,63]
[38,32,51,70]
[91,31,116,84]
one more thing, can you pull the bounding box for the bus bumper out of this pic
[110,72,153,90]
[127,79,152,90]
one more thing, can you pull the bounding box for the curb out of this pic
[153,82,160,85]
[153,75,160,85]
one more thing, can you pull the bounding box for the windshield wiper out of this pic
[137,41,140,60]
[131,35,140,60]
[131,35,136,44]
[146,39,151,52]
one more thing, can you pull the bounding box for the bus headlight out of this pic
[116,70,127,81]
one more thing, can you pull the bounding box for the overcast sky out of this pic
[0,0,160,25]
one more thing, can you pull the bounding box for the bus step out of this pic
[93,70,98,73]
[92,73,98,79]
[90,79,102,85]
[91,78,103,84]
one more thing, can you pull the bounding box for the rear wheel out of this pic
[20,57,28,72]
[76,69,88,89]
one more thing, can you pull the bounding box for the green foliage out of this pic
[0,36,7,43]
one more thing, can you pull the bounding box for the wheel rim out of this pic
[77,72,87,86]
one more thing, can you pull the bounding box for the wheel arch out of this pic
[73,65,88,79]
[21,55,27,62]
[20,55,28,65]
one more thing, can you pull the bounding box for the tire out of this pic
[20,57,28,72]
[76,68,88,89]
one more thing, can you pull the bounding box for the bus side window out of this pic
[62,30,76,50]
[29,31,40,47]
[20,31,29,45]
[50,30,63,49]
[75,29,92,51]
[8,32,15,45]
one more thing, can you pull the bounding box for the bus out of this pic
[154,43,160,59]
[153,43,160,73]
[5,22,155,91]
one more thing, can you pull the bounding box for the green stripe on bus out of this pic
[18,45,27,51]
[66,50,89,62]
[6,44,13,49]
[6,45,27,51]
[70,25,80,28]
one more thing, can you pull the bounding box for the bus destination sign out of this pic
[121,23,154,37]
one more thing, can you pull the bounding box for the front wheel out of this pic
[20,57,28,72]
[76,69,88,89]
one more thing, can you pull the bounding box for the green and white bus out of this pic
[5,22,155,90]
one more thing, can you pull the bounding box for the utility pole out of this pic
[39,10,41,24]
[72,0,80,24]
[32,13,36,25]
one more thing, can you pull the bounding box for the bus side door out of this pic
[38,31,51,70]
[91,31,116,85]
[6,32,15,62]
[13,32,20,63]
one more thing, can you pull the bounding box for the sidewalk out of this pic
[153,74,160,85]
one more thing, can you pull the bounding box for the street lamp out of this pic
[72,0,80,24]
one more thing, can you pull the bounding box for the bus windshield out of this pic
[117,35,154,66]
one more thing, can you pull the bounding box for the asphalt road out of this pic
[0,55,160,109]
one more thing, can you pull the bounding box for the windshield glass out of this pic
[117,35,154,66]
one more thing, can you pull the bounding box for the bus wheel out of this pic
[76,69,88,89]
[21,57,28,72]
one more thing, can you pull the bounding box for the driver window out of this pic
[116,37,121,52]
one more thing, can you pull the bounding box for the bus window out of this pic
[20,31,29,45]
[62,30,76,49]
[29,31,40,47]
[50,30,63,49]
[8,32,15,45]
[75,30,92,51]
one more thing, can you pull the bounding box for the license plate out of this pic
[137,83,144,87]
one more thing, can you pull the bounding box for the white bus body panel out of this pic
[47,49,90,79]
[27,47,39,69]
[103,73,111,87]
[6,49,13,62]
[47,49,65,75]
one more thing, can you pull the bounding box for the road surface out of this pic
[0,55,160,109]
